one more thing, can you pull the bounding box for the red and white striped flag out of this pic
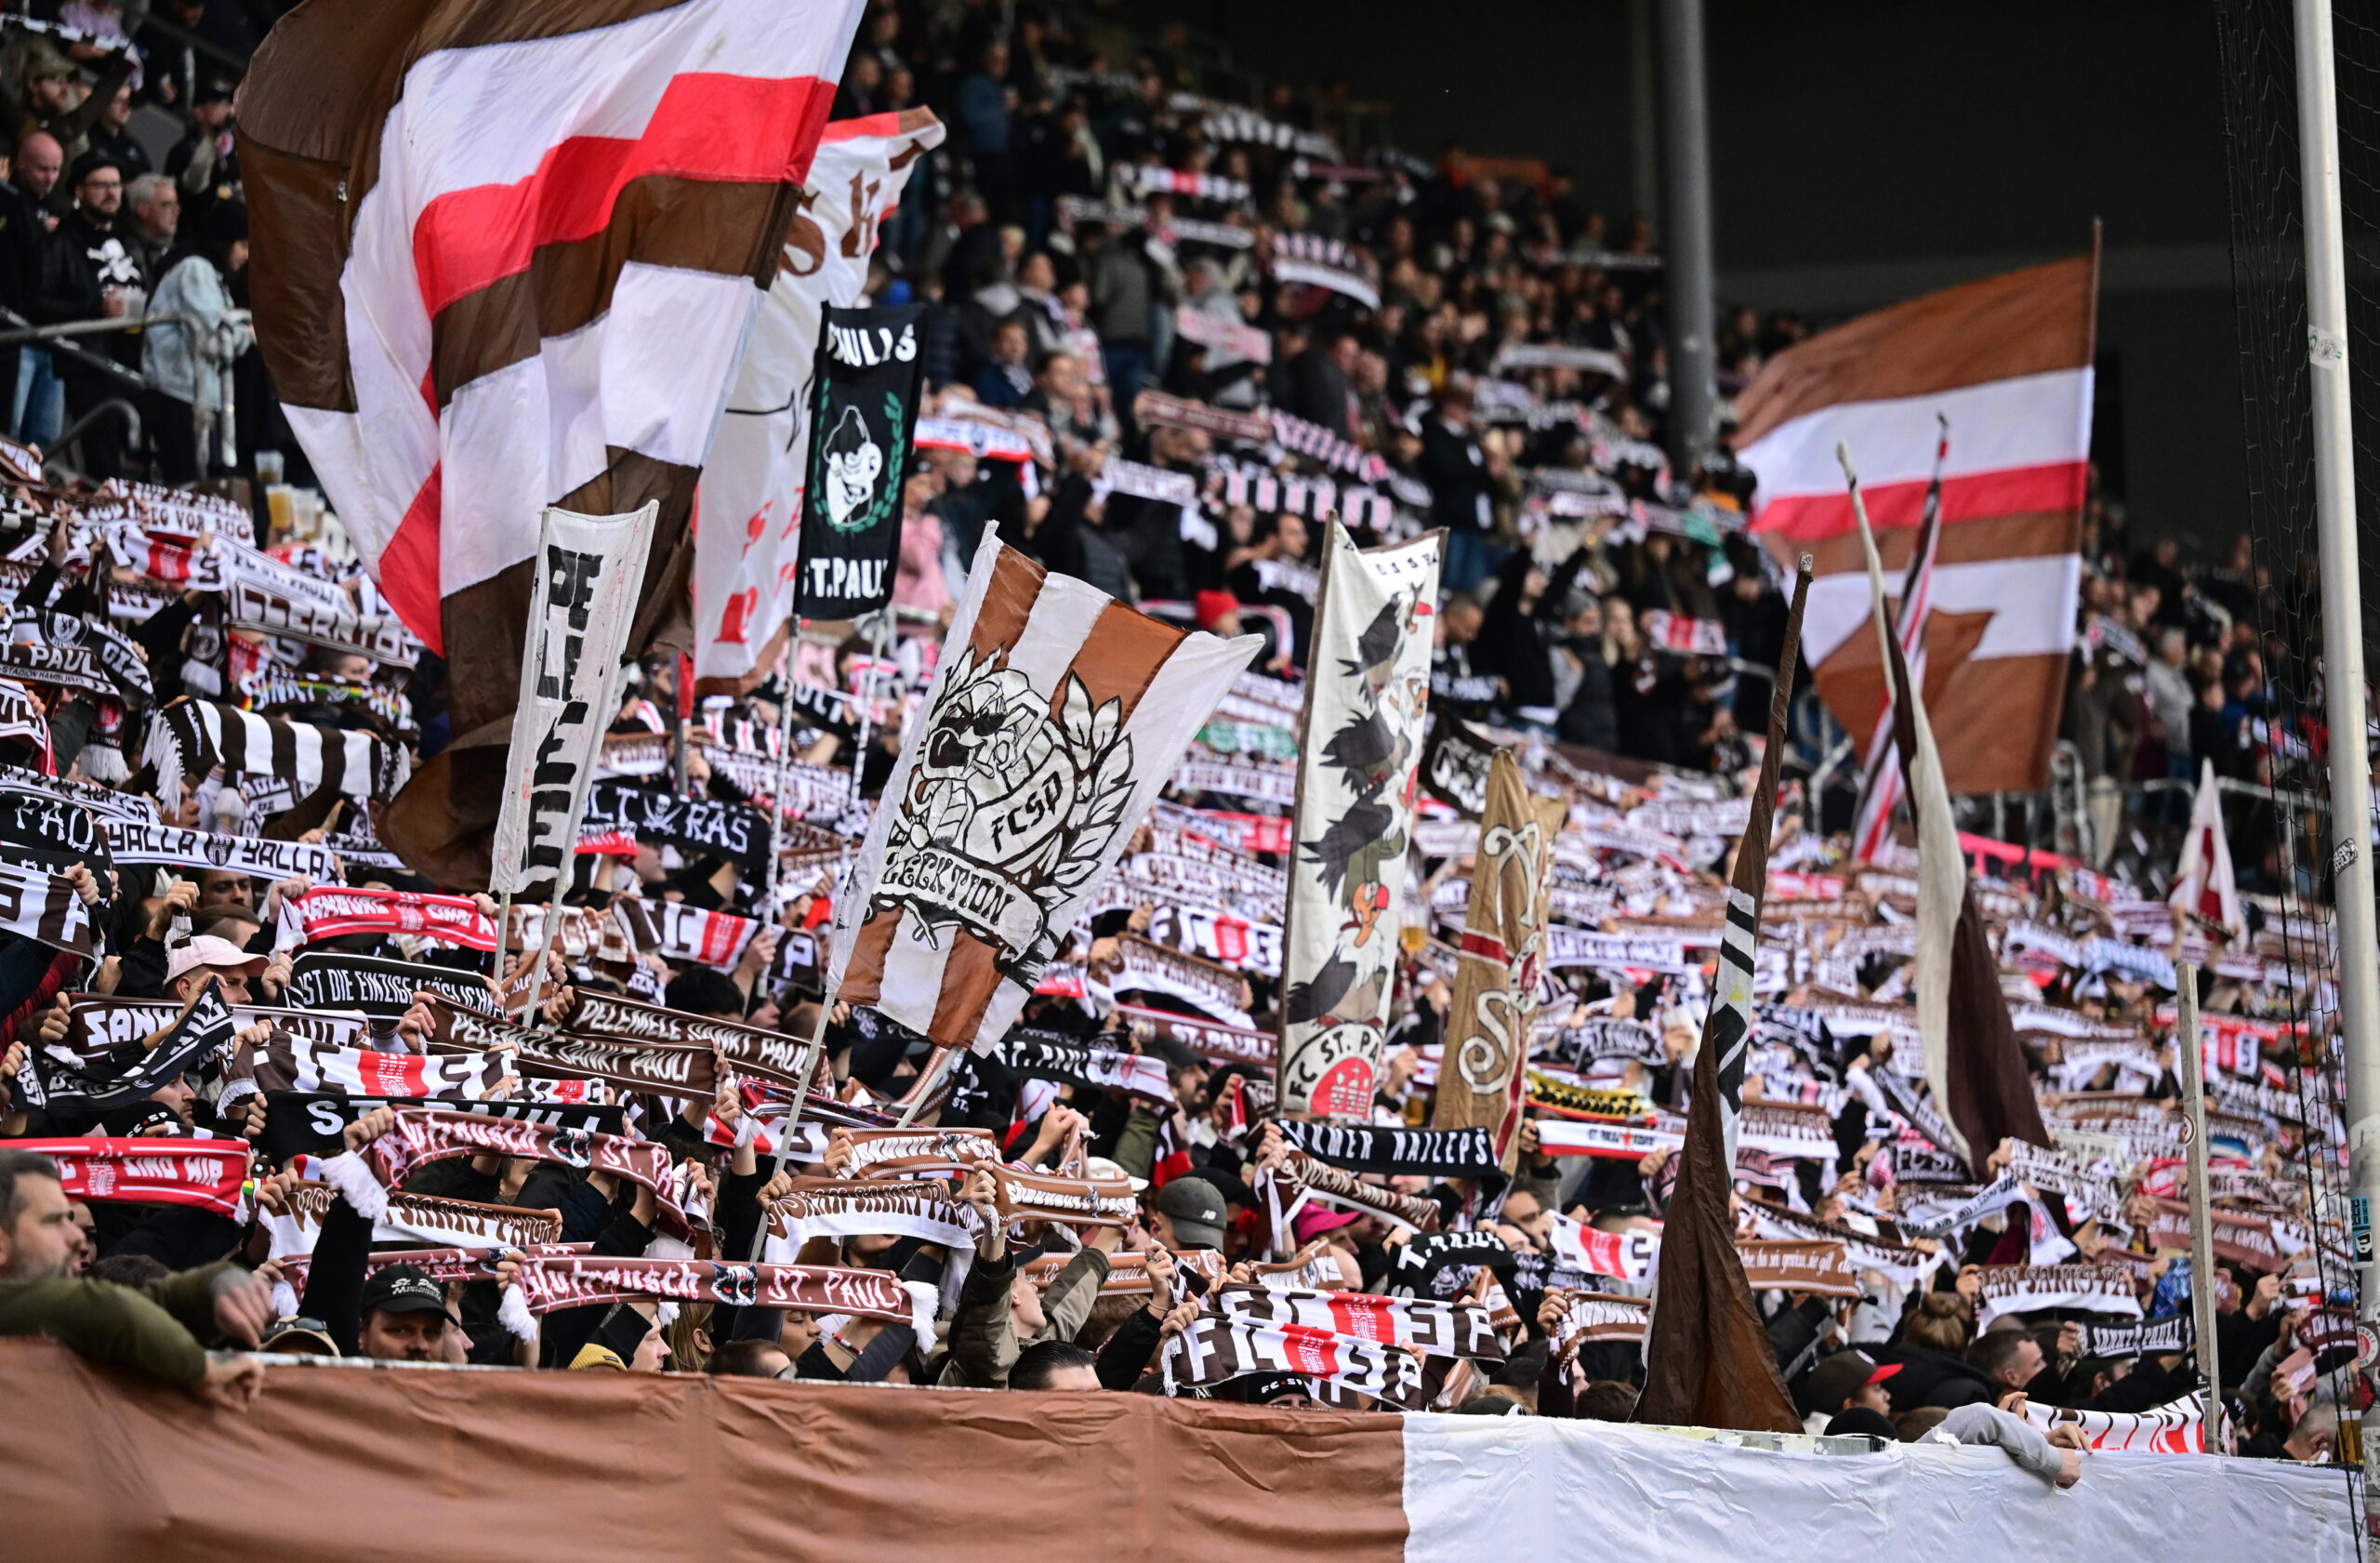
[241,0,865,880]
[2169,759,2245,940]
[1739,255,2096,795]
[1847,419,1946,864]
[827,536,1261,1052]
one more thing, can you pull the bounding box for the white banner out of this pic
[489,504,655,895]
[1278,524,1441,1119]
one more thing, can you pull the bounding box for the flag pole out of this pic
[763,617,807,908]
[2174,960,2224,1447]
[2291,0,2380,1454]
[844,609,892,811]
[744,991,838,1262]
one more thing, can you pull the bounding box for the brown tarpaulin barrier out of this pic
[0,1338,1407,1563]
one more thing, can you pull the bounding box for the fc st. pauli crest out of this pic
[873,643,1137,977]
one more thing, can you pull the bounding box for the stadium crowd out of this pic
[0,0,2353,1483]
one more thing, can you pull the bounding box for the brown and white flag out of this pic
[826,535,1260,1052]
[241,0,867,882]
[1739,254,2097,793]
[1633,563,1808,1437]
[1851,497,2051,1172]
[1429,747,1566,1171]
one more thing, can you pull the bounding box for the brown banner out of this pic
[423,995,719,1097]
[0,1338,1407,1563]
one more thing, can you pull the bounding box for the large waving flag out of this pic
[240,0,865,882]
[826,536,1261,1053]
[1737,255,2096,796]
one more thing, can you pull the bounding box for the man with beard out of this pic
[0,1148,270,1407]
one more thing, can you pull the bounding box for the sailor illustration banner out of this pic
[1278,523,1441,1119]
[793,299,931,619]
[489,504,655,895]
[696,109,945,685]
[827,535,1261,1053]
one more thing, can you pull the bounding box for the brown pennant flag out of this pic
[1849,478,2051,1173]
[1633,563,1809,1436]
[1429,747,1567,1172]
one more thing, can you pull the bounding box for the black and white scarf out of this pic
[0,639,112,696]
[146,698,412,808]
[1266,407,1386,482]
[1268,233,1379,310]
[99,818,342,883]
[25,979,232,1112]
[1116,165,1249,203]
[1202,458,1401,534]
[285,952,497,1019]
[1163,1316,1426,1410]
[0,857,95,959]
[224,575,420,669]
[1276,1119,1501,1180]
[1210,1282,1502,1359]
[582,780,768,879]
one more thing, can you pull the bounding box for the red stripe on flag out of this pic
[412,71,839,322]
[1460,931,1510,963]
[1752,461,2088,543]
[380,465,445,654]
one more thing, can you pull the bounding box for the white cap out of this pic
[165,934,267,983]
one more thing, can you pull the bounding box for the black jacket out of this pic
[1871,1341,1995,1410]
[1419,417,1490,534]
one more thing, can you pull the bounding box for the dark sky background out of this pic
[1130,0,2249,548]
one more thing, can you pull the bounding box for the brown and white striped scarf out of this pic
[364,1108,687,1238]
[565,989,817,1090]
[504,1255,928,1334]
[0,858,96,960]
[762,1178,980,1256]
[423,995,718,1099]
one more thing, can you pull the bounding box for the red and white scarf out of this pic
[295,886,498,951]
[24,1136,249,1216]
[1163,1317,1426,1410]
[1210,1284,1502,1359]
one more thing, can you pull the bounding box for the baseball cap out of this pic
[1805,1349,1900,1413]
[358,1265,460,1327]
[1824,1405,1899,1441]
[1154,1176,1227,1250]
[165,934,267,984]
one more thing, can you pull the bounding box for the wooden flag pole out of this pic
[762,617,808,908]
[2174,960,2225,1448]
[743,990,838,1262]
